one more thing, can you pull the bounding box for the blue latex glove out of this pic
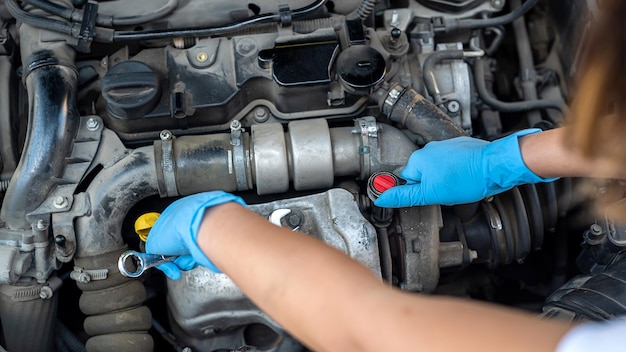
[374,129,558,207]
[145,191,247,280]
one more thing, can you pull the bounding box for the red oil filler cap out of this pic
[367,171,400,202]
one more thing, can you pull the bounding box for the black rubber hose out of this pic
[6,0,76,35]
[376,83,467,142]
[109,0,178,26]
[0,53,80,230]
[0,56,18,177]
[24,0,179,27]
[473,58,567,113]
[23,0,81,22]
[439,0,539,33]
[112,0,327,42]
[422,50,465,105]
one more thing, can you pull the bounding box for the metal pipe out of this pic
[439,0,540,33]
[511,0,542,126]
[422,50,465,106]
[473,57,567,113]
[154,119,416,197]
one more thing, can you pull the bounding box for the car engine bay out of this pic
[1,0,623,351]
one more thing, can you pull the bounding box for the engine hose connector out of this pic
[154,118,416,197]
[376,83,467,143]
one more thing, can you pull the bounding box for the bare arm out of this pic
[198,202,572,352]
[520,127,626,179]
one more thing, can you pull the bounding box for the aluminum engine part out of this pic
[167,188,381,350]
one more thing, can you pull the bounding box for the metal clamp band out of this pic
[161,140,179,197]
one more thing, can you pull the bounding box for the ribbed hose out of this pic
[0,180,8,192]
[56,320,86,352]
[543,253,626,321]
[74,147,158,351]
[348,0,377,20]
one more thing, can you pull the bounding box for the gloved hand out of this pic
[374,129,557,207]
[145,191,247,280]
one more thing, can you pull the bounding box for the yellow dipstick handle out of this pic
[134,212,160,242]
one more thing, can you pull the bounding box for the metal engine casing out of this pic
[166,189,381,349]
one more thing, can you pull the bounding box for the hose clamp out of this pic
[160,138,179,197]
[354,116,378,180]
[230,120,249,191]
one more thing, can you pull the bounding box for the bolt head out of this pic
[253,107,269,123]
[36,219,47,230]
[39,286,53,300]
[86,117,99,131]
[160,130,173,141]
[447,100,461,113]
[53,196,68,209]
[230,120,241,130]
[196,52,208,62]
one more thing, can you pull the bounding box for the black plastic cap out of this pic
[102,61,161,120]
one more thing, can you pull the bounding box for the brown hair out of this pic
[568,0,626,216]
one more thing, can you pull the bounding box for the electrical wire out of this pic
[112,0,327,42]
[8,0,327,43]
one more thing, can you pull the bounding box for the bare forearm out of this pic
[197,203,572,352]
[197,202,386,351]
[519,127,593,178]
[519,127,626,179]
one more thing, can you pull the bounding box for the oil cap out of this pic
[102,61,161,119]
[134,212,160,242]
[367,171,400,202]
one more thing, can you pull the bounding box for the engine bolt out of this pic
[230,119,241,131]
[196,52,208,63]
[55,235,66,247]
[491,0,503,8]
[86,117,100,131]
[53,196,68,209]
[36,219,47,230]
[253,107,269,123]
[447,100,460,113]
[590,224,603,235]
[39,286,53,300]
[160,130,173,141]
